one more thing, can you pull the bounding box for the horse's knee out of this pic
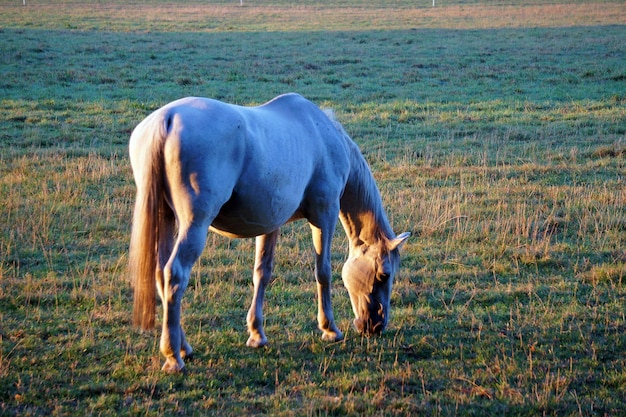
[315,263,332,286]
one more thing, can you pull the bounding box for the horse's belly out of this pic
[209,216,286,239]
[209,192,302,238]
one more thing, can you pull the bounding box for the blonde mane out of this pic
[323,109,395,244]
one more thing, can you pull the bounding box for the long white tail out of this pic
[128,123,167,330]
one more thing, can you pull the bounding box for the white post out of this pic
[433,0,435,6]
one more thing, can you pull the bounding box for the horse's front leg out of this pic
[310,222,344,342]
[246,230,279,348]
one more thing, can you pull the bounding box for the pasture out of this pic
[1,0,625,415]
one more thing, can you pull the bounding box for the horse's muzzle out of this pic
[353,317,385,335]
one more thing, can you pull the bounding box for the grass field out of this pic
[1,0,625,415]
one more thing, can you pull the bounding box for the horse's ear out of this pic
[389,232,410,251]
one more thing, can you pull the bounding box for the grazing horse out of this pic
[129,93,410,372]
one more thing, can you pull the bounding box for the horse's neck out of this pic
[338,148,393,252]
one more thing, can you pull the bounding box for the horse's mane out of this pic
[323,109,394,242]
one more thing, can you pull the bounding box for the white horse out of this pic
[129,93,410,372]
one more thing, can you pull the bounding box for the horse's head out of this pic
[342,232,410,335]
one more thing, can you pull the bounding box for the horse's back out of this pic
[252,93,351,185]
[244,94,352,201]
[213,94,351,236]
[131,93,351,238]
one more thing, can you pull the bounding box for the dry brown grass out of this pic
[2,1,624,31]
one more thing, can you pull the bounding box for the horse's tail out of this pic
[129,115,168,330]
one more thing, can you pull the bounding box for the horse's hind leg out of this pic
[246,230,279,348]
[160,220,209,373]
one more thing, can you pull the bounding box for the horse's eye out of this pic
[378,273,390,282]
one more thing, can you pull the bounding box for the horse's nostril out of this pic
[354,318,385,335]
[370,321,384,334]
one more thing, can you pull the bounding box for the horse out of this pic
[128,93,410,373]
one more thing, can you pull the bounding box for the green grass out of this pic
[1,0,625,415]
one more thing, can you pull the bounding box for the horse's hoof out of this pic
[161,358,185,373]
[321,329,344,342]
[246,335,268,348]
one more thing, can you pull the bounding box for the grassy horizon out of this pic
[1,0,625,31]
[1,1,625,415]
